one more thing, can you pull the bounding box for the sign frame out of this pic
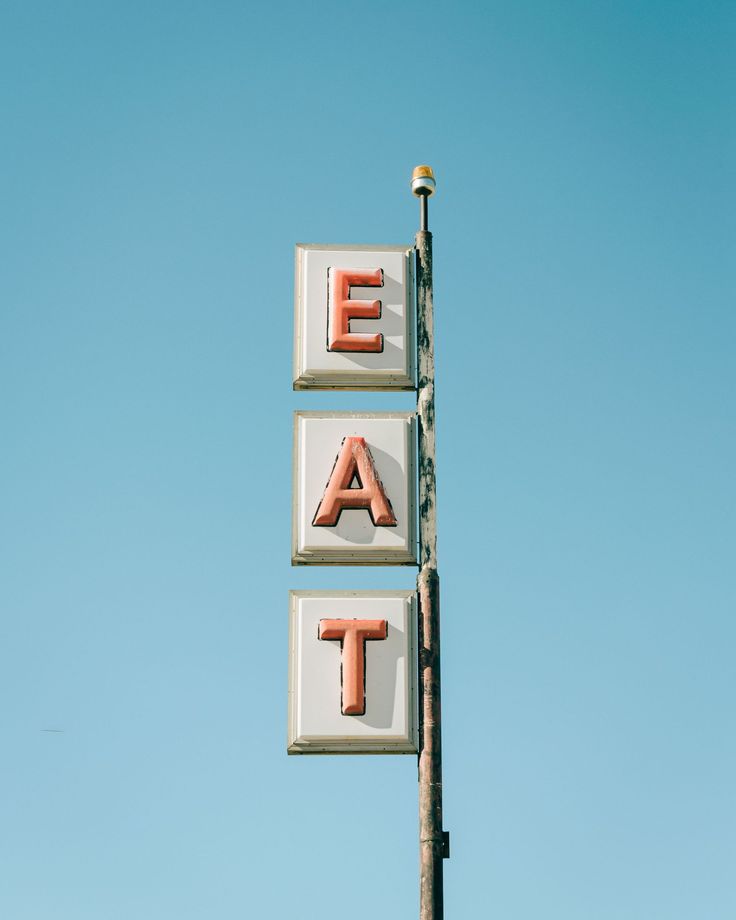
[292,410,418,566]
[287,590,418,755]
[293,243,416,391]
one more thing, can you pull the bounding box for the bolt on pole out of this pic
[412,165,446,920]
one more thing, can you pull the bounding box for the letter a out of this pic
[312,437,397,527]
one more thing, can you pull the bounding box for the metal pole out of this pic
[412,165,445,920]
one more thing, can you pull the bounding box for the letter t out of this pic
[318,618,388,715]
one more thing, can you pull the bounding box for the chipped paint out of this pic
[415,229,446,920]
[312,436,397,527]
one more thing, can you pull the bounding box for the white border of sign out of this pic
[287,590,418,754]
[293,244,415,390]
[292,411,417,566]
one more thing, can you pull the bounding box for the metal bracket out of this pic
[442,830,450,859]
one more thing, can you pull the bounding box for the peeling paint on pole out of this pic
[416,228,445,920]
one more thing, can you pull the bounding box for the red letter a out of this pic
[312,437,397,527]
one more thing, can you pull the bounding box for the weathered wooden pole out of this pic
[412,165,446,920]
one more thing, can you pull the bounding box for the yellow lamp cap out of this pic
[412,165,435,182]
[411,164,436,196]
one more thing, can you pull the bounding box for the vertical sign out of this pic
[288,167,444,918]
[290,245,418,752]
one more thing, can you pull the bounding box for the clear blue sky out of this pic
[1,1,734,918]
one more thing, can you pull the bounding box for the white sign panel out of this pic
[292,411,417,565]
[293,244,415,390]
[288,591,417,754]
